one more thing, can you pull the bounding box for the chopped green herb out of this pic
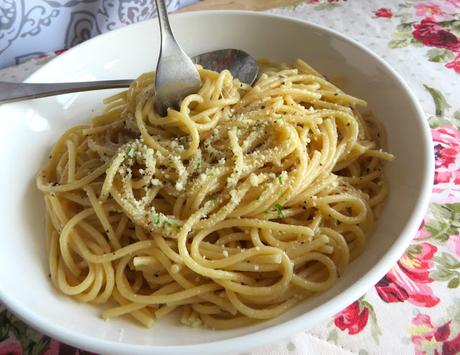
[163,219,172,227]
[152,213,160,225]
[278,175,283,184]
[274,203,284,218]
[125,145,135,158]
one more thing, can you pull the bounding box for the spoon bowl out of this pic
[192,49,259,87]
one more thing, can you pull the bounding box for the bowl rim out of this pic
[0,9,434,355]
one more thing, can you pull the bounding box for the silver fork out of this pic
[153,0,201,116]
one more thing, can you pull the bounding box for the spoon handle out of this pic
[0,49,257,105]
[0,80,133,104]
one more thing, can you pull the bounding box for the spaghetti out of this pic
[36,59,394,329]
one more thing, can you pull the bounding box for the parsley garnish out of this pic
[274,203,284,218]
[152,213,160,225]
[163,219,172,227]
[278,175,283,184]
[125,145,135,158]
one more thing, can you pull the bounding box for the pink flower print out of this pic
[415,219,432,240]
[409,312,460,355]
[414,1,454,21]
[42,340,60,355]
[431,126,460,203]
[375,243,440,307]
[0,339,22,355]
[412,18,460,52]
[333,301,369,335]
[445,54,460,74]
[375,8,393,18]
[443,333,460,354]
[446,234,460,257]
[446,0,460,9]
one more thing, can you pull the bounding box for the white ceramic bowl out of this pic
[0,11,433,355]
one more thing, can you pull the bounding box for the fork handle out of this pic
[0,80,133,104]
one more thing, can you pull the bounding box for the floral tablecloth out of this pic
[1,1,460,354]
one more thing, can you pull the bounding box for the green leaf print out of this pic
[396,22,414,31]
[389,29,413,49]
[410,38,424,47]
[314,3,340,11]
[394,12,412,22]
[428,115,442,129]
[430,248,460,288]
[0,310,9,342]
[360,300,382,344]
[424,85,451,117]
[450,20,460,37]
[389,39,411,48]
[430,265,455,281]
[429,115,460,129]
[327,328,338,344]
[448,276,460,288]
[425,218,457,243]
[398,1,418,9]
[425,204,460,244]
[426,48,456,63]
[27,336,51,355]
[434,252,460,269]
[0,309,51,354]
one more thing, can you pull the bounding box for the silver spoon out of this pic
[0,49,258,105]
[154,0,200,116]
